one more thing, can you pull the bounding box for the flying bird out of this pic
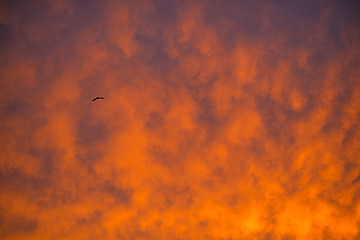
[92,97,104,101]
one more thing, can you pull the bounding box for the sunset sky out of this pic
[1,0,360,239]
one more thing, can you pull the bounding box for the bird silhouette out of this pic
[92,97,104,101]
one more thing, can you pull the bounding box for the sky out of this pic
[0,0,359,239]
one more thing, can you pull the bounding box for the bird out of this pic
[92,97,104,101]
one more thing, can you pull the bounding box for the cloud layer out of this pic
[1,0,360,239]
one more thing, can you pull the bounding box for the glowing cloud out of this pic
[0,0,359,239]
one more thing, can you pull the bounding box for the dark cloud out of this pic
[0,214,38,237]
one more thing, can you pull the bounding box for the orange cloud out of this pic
[1,0,359,239]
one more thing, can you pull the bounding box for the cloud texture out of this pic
[1,0,360,239]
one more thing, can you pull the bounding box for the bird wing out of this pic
[92,97,104,101]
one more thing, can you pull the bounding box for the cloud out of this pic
[0,0,359,239]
